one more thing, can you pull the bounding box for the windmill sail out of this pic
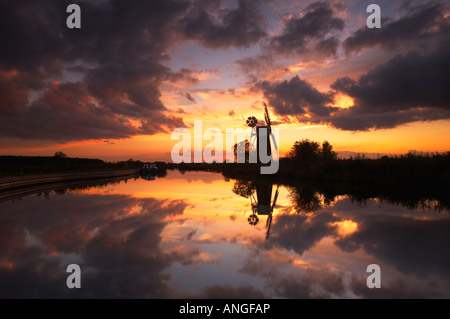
[263,102,272,131]
[265,185,279,240]
[263,102,278,153]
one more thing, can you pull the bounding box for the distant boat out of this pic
[140,163,158,178]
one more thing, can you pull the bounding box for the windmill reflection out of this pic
[232,179,279,240]
[251,183,279,240]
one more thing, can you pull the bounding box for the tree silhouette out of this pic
[288,139,336,165]
[321,141,337,161]
[233,139,250,163]
[54,151,68,158]
[288,139,320,165]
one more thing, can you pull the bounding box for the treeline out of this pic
[0,154,144,177]
[279,139,450,184]
[167,139,450,185]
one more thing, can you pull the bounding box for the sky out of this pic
[0,0,449,161]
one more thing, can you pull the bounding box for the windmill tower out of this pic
[245,102,278,165]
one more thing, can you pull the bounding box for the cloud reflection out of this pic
[1,172,450,298]
[0,193,189,298]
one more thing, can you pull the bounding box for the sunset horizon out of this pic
[1,0,449,162]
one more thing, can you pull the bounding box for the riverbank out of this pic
[0,155,144,177]
[0,169,139,193]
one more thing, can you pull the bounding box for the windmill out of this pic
[245,115,258,154]
[245,102,278,164]
[247,183,280,240]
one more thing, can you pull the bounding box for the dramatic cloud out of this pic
[235,2,345,81]
[269,1,344,56]
[258,75,337,118]
[0,0,195,141]
[1,0,450,148]
[343,1,449,54]
[330,41,450,131]
[259,38,450,131]
[178,0,267,49]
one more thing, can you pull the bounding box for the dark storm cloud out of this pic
[329,41,450,130]
[235,1,344,79]
[258,75,338,118]
[235,2,345,81]
[269,1,344,55]
[177,0,267,49]
[343,1,449,54]
[0,193,191,298]
[0,82,137,141]
[259,38,450,131]
[325,106,449,131]
[332,44,450,112]
[0,0,191,141]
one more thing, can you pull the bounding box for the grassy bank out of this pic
[2,151,449,185]
[278,152,450,183]
[0,155,144,177]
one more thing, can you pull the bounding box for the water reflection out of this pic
[0,170,449,298]
[232,180,279,240]
[0,192,190,298]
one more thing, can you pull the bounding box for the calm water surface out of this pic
[0,170,449,298]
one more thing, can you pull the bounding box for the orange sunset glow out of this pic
[0,0,449,161]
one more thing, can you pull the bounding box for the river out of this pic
[0,170,449,298]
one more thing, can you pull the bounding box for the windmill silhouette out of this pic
[245,102,278,165]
